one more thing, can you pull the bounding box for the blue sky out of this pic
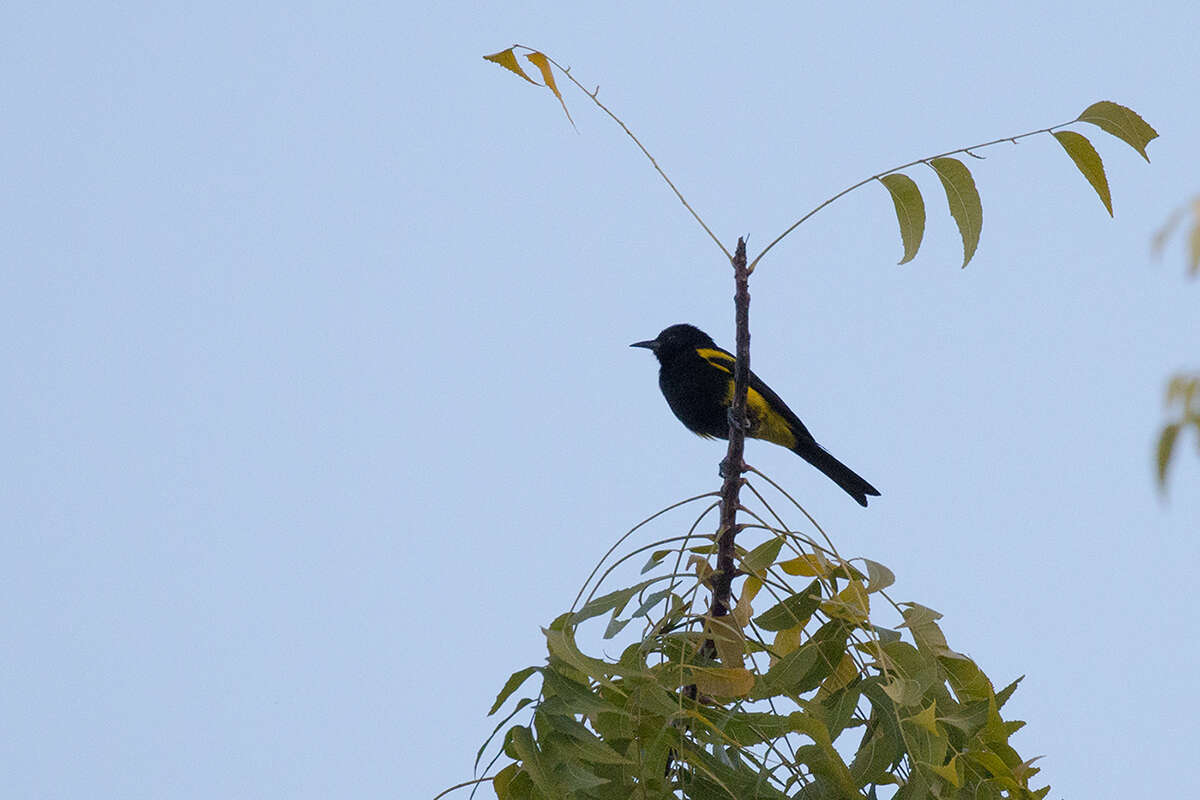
[3,3,1197,798]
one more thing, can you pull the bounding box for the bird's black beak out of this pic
[630,339,657,351]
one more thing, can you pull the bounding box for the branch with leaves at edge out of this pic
[485,44,1157,273]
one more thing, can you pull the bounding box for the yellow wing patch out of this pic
[722,382,798,450]
[696,347,734,374]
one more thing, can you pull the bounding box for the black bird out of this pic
[631,324,880,506]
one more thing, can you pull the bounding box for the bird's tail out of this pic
[792,442,881,507]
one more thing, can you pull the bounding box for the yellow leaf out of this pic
[816,653,859,698]
[1151,206,1184,258]
[821,580,870,624]
[688,553,713,583]
[483,48,538,84]
[928,754,962,788]
[1189,206,1200,276]
[1053,131,1112,216]
[904,702,940,734]
[1156,423,1180,490]
[771,625,804,663]
[524,51,575,127]
[779,552,830,577]
[928,157,983,268]
[693,666,755,698]
[705,615,746,669]
[1076,100,1158,162]
[879,173,926,264]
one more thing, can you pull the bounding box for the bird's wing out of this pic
[697,345,817,445]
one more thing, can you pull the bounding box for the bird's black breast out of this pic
[658,351,732,439]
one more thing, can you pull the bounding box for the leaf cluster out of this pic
[478,479,1048,800]
[486,46,1156,273]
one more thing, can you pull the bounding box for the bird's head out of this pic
[630,324,716,363]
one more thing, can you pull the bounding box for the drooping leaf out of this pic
[741,536,784,576]
[524,51,575,127]
[753,579,822,631]
[476,697,535,770]
[1156,422,1180,489]
[509,725,562,798]
[542,714,632,765]
[1151,206,1185,258]
[928,157,983,268]
[879,173,926,264]
[821,580,870,624]
[694,665,756,698]
[1189,207,1200,276]
[630,587,673,619]
[862,559,896,593]
[603,609,632,639]
[491,761,519,799]
[574,580,656,623]
[489,666,541,715]
[1053,131,1112,216]
[483,48,538,84]
[641,548,672,574]
[1076,101,1158,162]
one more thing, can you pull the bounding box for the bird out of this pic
[631,323,880,506]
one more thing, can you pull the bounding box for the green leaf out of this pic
[1076,100,1158,162]
[1156,422,1180,489]
[509,725,562,798]
[1052,131,1112,216]
[741,536,784,576]
[489,666,540,716]
[491,761,520,799]
[475,697,535,770]
[756,643,819,697]
[752,579,822,631]
[574,580,655,623]
[995,675,1023,709]
[849,724,902,785]
[879,173,926,265]
[928,157,983,268]
[631,588,673,619]
[641,548,672,574]
[543,714,631,765]
[862,559,895,594]
[602,610,632,639]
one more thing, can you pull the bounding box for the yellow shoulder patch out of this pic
[696,347,734,374]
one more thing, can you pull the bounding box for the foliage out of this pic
[1152,195,1200,278]
[462,45,1161,800]
[1157,374,1200,493]
[478,477,1048,799]
[485,46,1157,272]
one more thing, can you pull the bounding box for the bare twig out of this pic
[515,46,733,262]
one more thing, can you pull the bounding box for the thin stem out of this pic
[434,777,495,800]
[515,46,733,263]
[748,121,1074,272]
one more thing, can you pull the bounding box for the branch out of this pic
[748,122,1074,272]
[712,237,751,619]
[520,47,733,263]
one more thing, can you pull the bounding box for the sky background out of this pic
[3,3,1198,798]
